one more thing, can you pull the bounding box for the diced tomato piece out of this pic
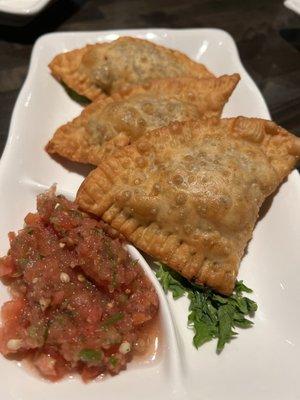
[24,213,42,227]
[33,352,69,381]
[51,290,65,306]
[1,298,25,321]
[0,256,16,277]
[81,365,104,382]
[8,232,16,243]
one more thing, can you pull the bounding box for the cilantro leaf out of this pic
[235,280,253,294]
[217,305,237,353]
[245,297,258,314]
[155,262,186,299]
[155,263,257,353]
[193,320,215,348]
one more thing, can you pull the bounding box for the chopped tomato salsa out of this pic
[0,188,159,381]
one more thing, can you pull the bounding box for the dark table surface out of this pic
[0,0,299,160]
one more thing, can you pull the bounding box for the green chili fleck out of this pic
[101,312,124,329]
[79,349,103,364]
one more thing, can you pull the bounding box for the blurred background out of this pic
[0,0,299,157]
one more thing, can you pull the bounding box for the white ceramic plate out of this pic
[284,0,300,15]
[0,0,50,15]
[0,29,299,400]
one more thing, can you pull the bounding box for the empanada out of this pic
[46,74,239,165]
[76,117,300,295]
[49,36,214,100]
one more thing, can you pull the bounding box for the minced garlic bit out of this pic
[7,339,23,351]
[119,341,131,354]
[77,274,85,282]
[60,272,70,283]
[39,297,51,311]
[32,277,38,284]
[59,242,66,248]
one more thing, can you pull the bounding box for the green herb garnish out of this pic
[49,216,59,225]
[28,325,40,338]
[109,355,118,367]
[18,258,29,266]
[69,209,83,218]
[103,238,118,288]
[101,312,124,328]
[28,323,48,346]
[155,262,257,353]
[79,349,103,364]
[93,227,103,236]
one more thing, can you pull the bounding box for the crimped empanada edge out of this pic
[76,117,300,295]
[45,95,115,163]
[49,45,103,101]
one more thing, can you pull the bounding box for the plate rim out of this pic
[0,0,50,16]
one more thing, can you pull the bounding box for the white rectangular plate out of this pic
[0,0,50,15]
[0,28,299,400]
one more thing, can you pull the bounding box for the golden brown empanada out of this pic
[46,74,240,165]
[49,36,214,100]
[76,117,300,295]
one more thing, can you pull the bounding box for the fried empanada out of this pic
[46,74,240,165]
[76,117,300,295]
[49,36,214,100]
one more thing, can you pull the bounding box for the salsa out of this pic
[0,188,159,381]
